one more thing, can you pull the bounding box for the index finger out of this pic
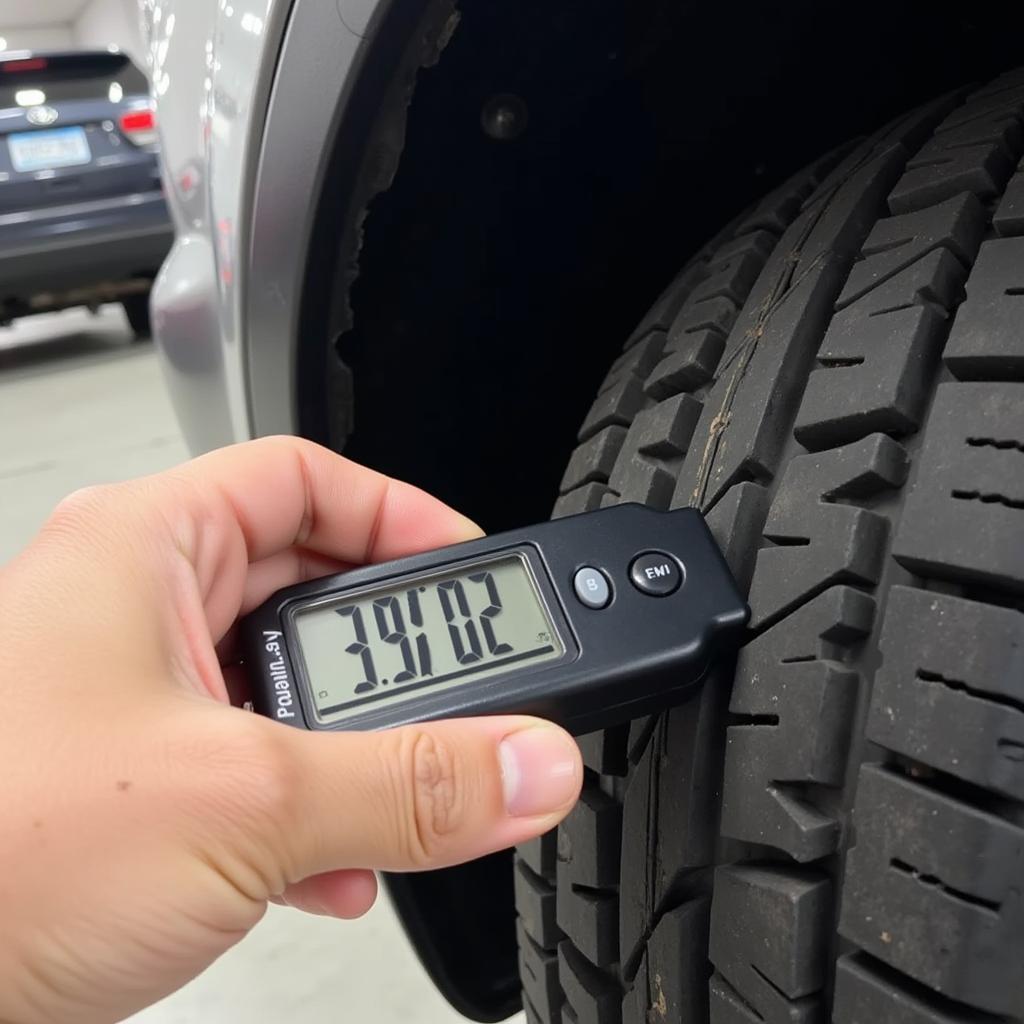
[174,435,482,566]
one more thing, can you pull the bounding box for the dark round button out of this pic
[629,551,683,596]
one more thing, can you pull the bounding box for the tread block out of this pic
[606,395,702,507]
[993,165,1024,237]
[577,725,630,777]
[747,434,908,629]
[601,332,668,395]
[721,586,875,861]
[834,954,984,1024]
[688,244,769,307]
[675,140,909,511]
[556,884,620,969]
[734,145,849,236]
[520,922,564,1024]
[644,328,724,398]
[868,586,1024,801]
[519,831,558,880]
[839,764,1024,1015]
[557,787,622,890]
[556,787,622,967]
[943,237,1024,381]
[578,374,647,443]
[973,69,1024,100]
[553,483,616,519]
[559,940,621,1024]
[619,686,723,966]
[795,248,966,450]
[625,254,717,349]
[709,865,831,1024]
[517,859,562,950]
[623,899,710,1024]
[651,235,772,363]
[838,192,985,310]
[702,481,771,596]
[560,426,628,493]
[893,382,1024,594]
[888,90,1024,214]
[876,91,965,153]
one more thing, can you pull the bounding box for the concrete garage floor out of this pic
[0,306,517,1024]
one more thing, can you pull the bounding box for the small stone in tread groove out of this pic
[893,382,1024,593]
[868,586,1024,800]
[943,237,1024,381]
[839,765,1024,1016]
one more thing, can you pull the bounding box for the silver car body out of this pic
[146,0,377,453]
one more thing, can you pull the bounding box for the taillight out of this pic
[2,58,48,73]
[119,108,158,147]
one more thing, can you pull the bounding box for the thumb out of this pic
[267,716,582,878]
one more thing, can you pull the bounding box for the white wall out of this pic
[0,24,76,51]
[73,0,144,68]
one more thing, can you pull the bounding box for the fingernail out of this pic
[499,726,581,818]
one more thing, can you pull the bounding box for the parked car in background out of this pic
[148,2,1024,1024]
[0,49,172,337]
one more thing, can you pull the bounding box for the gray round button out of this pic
[573,566,611,609]
[630,551,683,596]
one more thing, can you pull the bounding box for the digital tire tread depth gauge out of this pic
[242,504,749,735]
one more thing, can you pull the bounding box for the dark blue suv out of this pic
[0,49,172,337]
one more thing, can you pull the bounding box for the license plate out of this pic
[8,126,91,173]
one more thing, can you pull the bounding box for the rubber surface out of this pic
[514,69,1024,1024]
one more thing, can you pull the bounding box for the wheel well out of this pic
[294,1,1024,1019]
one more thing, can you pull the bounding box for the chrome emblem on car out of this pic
[26,106,59,126]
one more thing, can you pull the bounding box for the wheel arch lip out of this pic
[244,0,370,441]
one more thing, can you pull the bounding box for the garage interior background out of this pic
[0,2,479,1021]
[0,0,145,63]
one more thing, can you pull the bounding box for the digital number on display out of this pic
[291,555,565,723]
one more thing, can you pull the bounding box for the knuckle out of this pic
[391,729,467,866]
[47,485,113,531]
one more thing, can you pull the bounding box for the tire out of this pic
[515,69,1024,1024]
[122,292,152,340]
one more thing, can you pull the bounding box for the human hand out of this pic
[0,437,582,1024]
